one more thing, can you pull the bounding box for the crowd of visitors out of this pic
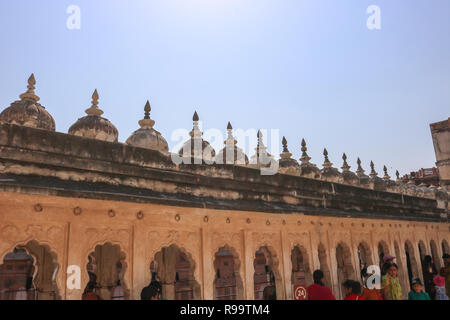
[306,253,450,300]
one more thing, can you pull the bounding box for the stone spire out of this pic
[395,170,401,182]
[322,148,332,168]
[249,130,273,167]
[278,136,299,174]
[190,111,202,138]
[383,165,391,181]
[341,153,350,172]
[138,100,155,128]
[256,130,268,154]
[300,138,311,164]
[19,74,40,102]
[280,136,292,159]
[356,157,365,175]
[225,121,236,145]
[84,89,104,116]
[216,121,248,165]
[369,161,378,177]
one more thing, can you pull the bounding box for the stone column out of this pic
[132,224,146,300]
[243,230,254,300]
[65,223,84,300]
[280,230,292,299]
[201,227,214,300]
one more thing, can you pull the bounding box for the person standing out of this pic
[433,275,449,300]
[342,280,366,300]
[408,278,430,300]
[381,263,403,300]
[422,255,437,299]
[439,253,450,298]
[307,270,336,300]
[361,267,383,300]
[381,255,395,276]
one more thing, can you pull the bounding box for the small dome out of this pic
[215,122,248,165]
[126,101,168,152]
[0,74,55,131]
[320,148,342,182]
[178,112,215,162]
[68,90,118,142]
[340,153,359,185]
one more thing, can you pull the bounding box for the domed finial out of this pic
[300,138,311,164]
[280,136,292,159]
[224,121,237,145]
[282,136,288,153]
[341,153,350,172]
[369,161,378,177]
[356,157,365,175]
[85,89,104,116]
[190,110,202,137]
[138,100,155,128]
[144,100,151,119]
[19,73,40,102]
[383,165,390,180]
[322,148,332,167]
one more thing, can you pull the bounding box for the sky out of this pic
[0,0,449,176]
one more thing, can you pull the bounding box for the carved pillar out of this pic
[66,223,84,300]
[243,230,254,300]
[309,231,321,272]
[280,230,291,300]
[201,227,214,300]
[133,224,147,300]
[326,231,339,299]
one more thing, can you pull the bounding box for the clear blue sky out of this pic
[1,0,449,175]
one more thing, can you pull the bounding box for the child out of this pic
[381,263,402,300]
[408,278,430,300]
[342,280,366,300]
[433,275,449,300]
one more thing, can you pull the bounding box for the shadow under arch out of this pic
[442,239,449,255]
[84,242,129,300]
[213,245,244,300]
[290,244,313,288]
[149,244,201,300]
[357,241,373,270]
[430,240,441,270]
[335,241,356,300]
[377,240,390,268]
[405,240,419,289]
[418,240,427,262]
[317,243,332,288]
[253,245,282,300]
[0,240,60,300]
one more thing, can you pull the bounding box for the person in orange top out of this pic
[361,267,383,300]
[82,282,102,300]
[343,280,366,300]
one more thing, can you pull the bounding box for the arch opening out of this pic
[253,246,281,300]
[84,242,128,300]
[213,246,243,300]
[336,242,355,300]
[318,243,332,288]
[0,241,60,300]
[148,244,201,300]
[290,245,313,289]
